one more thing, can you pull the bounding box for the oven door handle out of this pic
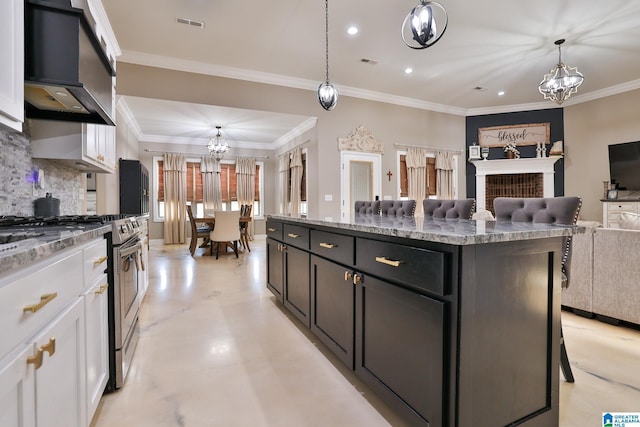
[120,241,143,258]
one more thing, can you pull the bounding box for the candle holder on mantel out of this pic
[603,181,610,199]
[481,146,489,160]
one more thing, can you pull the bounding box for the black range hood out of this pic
[24,0,116,125]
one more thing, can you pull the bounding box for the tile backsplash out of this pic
[1,128,83,216]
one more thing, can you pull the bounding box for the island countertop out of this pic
[267,214,582,246]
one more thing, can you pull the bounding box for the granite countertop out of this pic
[0,224,111,277]
[268,214,584,245]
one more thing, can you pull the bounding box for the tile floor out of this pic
[91,236,640,427]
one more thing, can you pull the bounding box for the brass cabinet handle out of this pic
[375,256,401,267]
[287,233,300,238]
[319,242,336,249]
[268,227,277,232]
[23,293,58,313]
[41,338,56,357]
[93,256,108,266]
[27,348,44,369]
[353,273,363,285]
[344,271,353,282]
[95,284,109,295]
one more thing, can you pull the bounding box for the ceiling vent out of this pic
[176,17,205,28]
[360,58,379,65]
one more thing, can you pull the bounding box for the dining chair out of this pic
[186,205,211,256]
[493,196,582,383]
[209,210,241,259]
[239,204,252,252]
[423,198,475,220]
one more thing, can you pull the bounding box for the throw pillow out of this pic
[619,211,640,230]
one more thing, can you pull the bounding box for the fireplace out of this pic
[472,158,561,212]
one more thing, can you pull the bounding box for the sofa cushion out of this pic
[619,212,640,230]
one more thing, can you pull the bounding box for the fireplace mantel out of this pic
[472,157,561,210]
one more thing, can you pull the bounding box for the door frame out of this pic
[340,151,382,220]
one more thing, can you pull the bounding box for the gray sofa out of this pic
[563,226,640,325]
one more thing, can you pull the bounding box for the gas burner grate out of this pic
[0,215,107,227]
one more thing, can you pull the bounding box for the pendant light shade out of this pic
[401,1,448,49]
[318,0,338,111]
[538,39,584,105]
[207,126,229,161]
[318,81,338,111]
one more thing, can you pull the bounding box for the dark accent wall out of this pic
[465,109,564,199]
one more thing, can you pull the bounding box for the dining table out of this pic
[194,214,252,255]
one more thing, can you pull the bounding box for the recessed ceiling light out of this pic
[498,91,505,96]
[404,67,413,74]
[347,26,358,35]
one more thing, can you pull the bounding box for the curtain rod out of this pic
[143,149,269,159]
[393,143,463,154]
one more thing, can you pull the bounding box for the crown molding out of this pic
[272,117,318,149]
[119,51,640,119]
[116,96,143,139]
[118,50,468,116]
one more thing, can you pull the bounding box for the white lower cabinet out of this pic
[33,298,86,427]
[83,274,109,424]
[0,236,109,427]
[0,345,36,427]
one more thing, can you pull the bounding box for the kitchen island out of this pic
[266,214,581,427]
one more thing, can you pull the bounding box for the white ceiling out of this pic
[103,0,640,148]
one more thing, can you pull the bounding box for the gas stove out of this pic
[0,214,139,254]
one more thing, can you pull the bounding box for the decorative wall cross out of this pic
[387,170,393,181]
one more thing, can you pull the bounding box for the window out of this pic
[219,162,263,216]
[399,154,437,198]
[153,157,263,221]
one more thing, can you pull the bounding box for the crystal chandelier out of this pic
[207,126,229,160]
[317,0,338,110]
[401,0,448,49]
[538,39,584,105]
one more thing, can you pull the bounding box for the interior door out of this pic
[341,151,381,220]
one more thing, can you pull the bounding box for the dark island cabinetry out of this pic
[266,220,310,327]
[266,215,569,427]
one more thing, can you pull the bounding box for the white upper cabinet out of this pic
[0,0,24,131]
[30,120,117,174]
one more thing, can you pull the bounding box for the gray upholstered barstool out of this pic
[379,200,416,217]
[493,196,582,383]
[354,200,380,216]
[423,198,476,220]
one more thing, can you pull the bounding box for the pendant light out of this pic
[401,0,448,49]
[538,39,584,105]
[317,0,338,111]
[207,126,229,161]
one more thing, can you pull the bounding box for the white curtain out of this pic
[278,154,289,214]
[289,148,303,215]
[406,147,428,216]
[163,153,187,244]
[201,156,222,211]
[236,157,256,237]
[435,151,455,199]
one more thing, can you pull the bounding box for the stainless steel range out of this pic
[106,215,144,391]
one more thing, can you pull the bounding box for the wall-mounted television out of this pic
[609,141,640,191]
